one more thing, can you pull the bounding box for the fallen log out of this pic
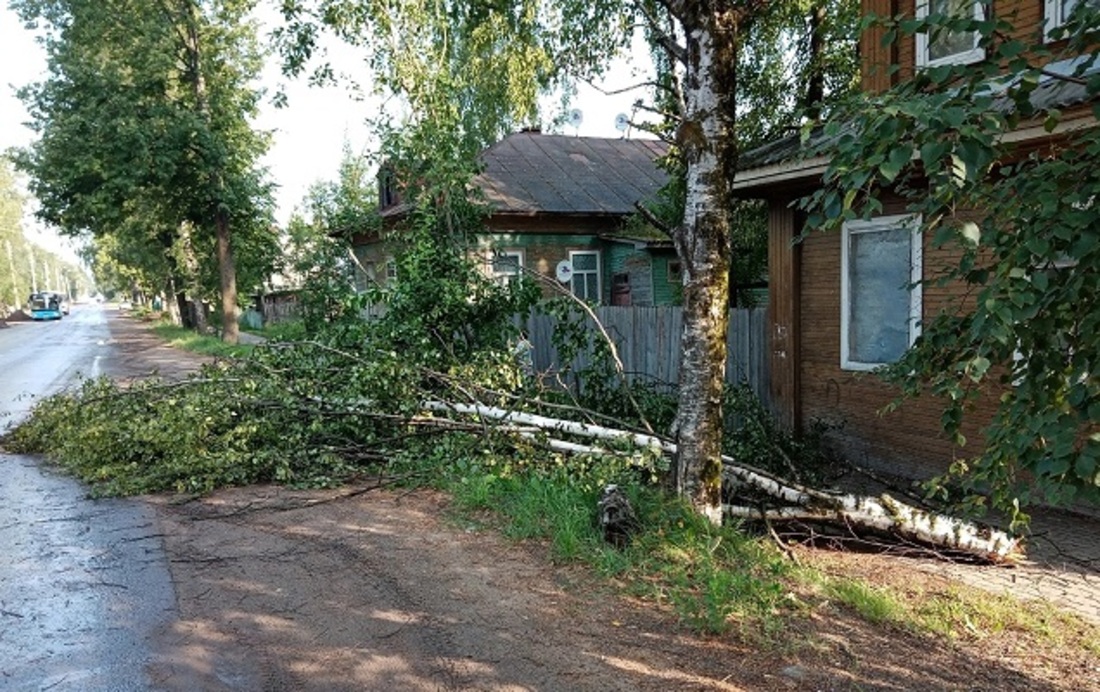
[422,400,1022,563]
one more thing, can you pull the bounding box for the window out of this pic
[667,260,683,284]
[1014,254,1081,383]
[379,167,399,209]
[385,258,398,285]
[491,250,524,286]
[841,215,923,371]
[916,0,985,68]
[1046,0,1099,39]
[569,250,601,303]
[352,248,371,293]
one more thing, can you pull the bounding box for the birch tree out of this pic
[272,0,868,523]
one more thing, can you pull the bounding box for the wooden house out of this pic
[351,131,680,306]
[733,0,1099,480]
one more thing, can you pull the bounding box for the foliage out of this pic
[800,6,1100,520]
[722,384,841,487]
[281,213,369,336]
[10,0,277,328]
[0,157,88,311]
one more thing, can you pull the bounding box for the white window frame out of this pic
[491,249,525,285]
[915,0,985,69]
[1013,254,1081,384]
[568,250,602,303]
[1045,0,1096,40]
[840,215,923,372]
[384,257,398,286]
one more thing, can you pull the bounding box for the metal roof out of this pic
[738,58,1100,177]
[472,132,669,216]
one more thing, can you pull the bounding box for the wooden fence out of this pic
[525,306,771,408]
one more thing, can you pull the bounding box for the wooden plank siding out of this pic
[866,0,1061,91]
[767,203,801,431]
[789,192,999,480]
[860,0,896,94]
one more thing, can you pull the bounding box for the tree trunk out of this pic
[215,209,239,344]
[164,275,183,326]
[802,2,827,121]
[181,0,238,344]
[178,222,208,333]
[671,2,746,525]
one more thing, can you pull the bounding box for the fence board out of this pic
[526,305,770,408]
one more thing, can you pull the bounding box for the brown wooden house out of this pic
[733,0,1099,481]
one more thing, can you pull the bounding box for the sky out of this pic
[0,6,654,243]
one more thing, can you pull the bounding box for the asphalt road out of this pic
[0,305,177,691]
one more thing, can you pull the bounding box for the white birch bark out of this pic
[671,9,735,526]
[423,400,1021,562]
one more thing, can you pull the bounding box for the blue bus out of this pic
[28,292,64,321]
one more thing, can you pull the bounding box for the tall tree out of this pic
[11,0,276,341]
[0,159,33,310]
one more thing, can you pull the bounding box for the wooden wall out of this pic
[770,194,999,480]
[861,0,1061,95]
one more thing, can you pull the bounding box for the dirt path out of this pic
[97,313,1099,691]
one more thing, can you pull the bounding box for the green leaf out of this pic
[879,146,912,182]
[965,356,990,382]
[949,154,968,186]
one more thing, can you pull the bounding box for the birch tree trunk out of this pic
[672,2,750,525]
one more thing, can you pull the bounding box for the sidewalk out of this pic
[914,505,1100,626]
[838,470,1100,627]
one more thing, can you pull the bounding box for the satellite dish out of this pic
[614,113,629,131]
[567,108,584,130]
[555,260,574,283]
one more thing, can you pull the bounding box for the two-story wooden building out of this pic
[734,0,1099,481]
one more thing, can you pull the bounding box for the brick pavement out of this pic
[910,506,1100,626]
[836,469,1100,627]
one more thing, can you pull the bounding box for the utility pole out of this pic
[28,247,37,294]
[5,239,18,308]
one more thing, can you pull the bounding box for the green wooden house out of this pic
[351,130,679,306]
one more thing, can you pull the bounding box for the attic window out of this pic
[1046,0,1099,39]
[915,0,985,68]
[379,168,398,208]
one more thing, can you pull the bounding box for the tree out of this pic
[11,0,276,341]
[0,160,30,311]
[272,0,868,523]
[801,6,1100,522]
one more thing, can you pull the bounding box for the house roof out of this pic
[734,58,1100,194]
[472,132,670,216]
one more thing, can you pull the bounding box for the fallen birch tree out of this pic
[422,400,1022,563]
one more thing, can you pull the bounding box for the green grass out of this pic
[447,467,799,638]
[151,322,253,358]
[824,578,908,626]
[440,455,1100,654]
[253,319,307,342]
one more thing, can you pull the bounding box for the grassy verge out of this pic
[441,460,1100,655]
[151,322,253,358]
